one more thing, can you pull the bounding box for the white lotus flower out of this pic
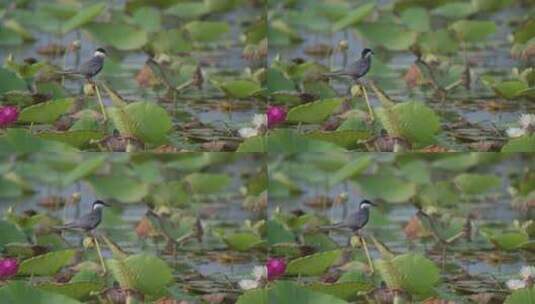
[520,265,535,280]
[252,114,267,129]
[506,279,526,290]
[238,265,267,290]
[239,114,267,138]
[239,127,259,138]
[253,266,267,281]
[238,279,259,290]
[506,127,525,138]
[519,114,535,131]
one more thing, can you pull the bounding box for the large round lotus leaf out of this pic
[0,282,81,304]
[453,173,500,194]
[450,20,497,42]
[493,80,529,99]
[108,101,172,145]
[0,27,23,46]
[38,130,104,148]
[505,287,535,304]
[502,135,535,152]
[269,281,348,304]
[218,79,263,98]
[356,175,416,203]
[0,68,29,94]
[357,22,417,51]
[222,232,264,251]
[376,253,440,296]
[431,2,475,19]
[61,2,106,34]
[236,288,268,304]
[19,249,76,276]
[287,98,343,124]
[489,231,529,250]
[377,101,441,144]
[38,281,104,300]
[184,21,230,42]
[307,282,373,301]
[84,23,148,50]
[286,250,342,276]
[400,7,430,32]
[305,130,370,149]
[183,173,231,193]
[87,175,149,203]
[18,98,74,124]
[332,2,375,32]
[0,220,27,246]
[107,254,173,295]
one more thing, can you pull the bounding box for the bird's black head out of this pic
[359,199,376,209]
[92,200,110,210]
[361,48,374,58]
[94,48,107,57]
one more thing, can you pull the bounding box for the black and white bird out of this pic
[323,199,376,233]
[63,48,107,81]
[324,48,374,81]
[58,200,110,232]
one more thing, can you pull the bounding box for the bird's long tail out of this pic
[323,70,348,77]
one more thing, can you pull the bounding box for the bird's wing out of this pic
[60,212,97,230]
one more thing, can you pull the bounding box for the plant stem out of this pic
[94,82,107,121]
[361,235,374,273]
[362,85,374,121]
[94,235,107,274]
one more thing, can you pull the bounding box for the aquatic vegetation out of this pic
[0,153,267,303]
[0,0,266,152]
[263,153,535,303]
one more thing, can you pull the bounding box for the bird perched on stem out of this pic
[324,48,374,81]
[322,199,376,233]
[61,48,107,81]
[58,200,110,232]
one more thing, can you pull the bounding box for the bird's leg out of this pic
[360,234,374,274]
[93,233,107,274]
[361,84,374,121]
[93,81,107,121]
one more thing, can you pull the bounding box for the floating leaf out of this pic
[400,7,430,32]
[502,135,535,152]
[332,2,375,32]
[328,156,372,186]
[18,98,74,124]
[357,22,417,51]
[0,282,81,304]
[38,281,104,300]
[377,101,440,144]
[183,173,231,194]
[184,21,230,42]
[218,80,262,99]
[85,23,148,50]
[450,20,497,42]
[108,101,172,144]
[505,287,535,304]
[286,250,342,276]
[269,281,348,304]
[376,253,440,296]
[37,130,104,148]
[87,175,149,203]
[107,254,173,295]
[307,282,373,301]
[287,98,343,124]
[432,2,476,19]
[305,130,370,149]
[222,232,264,251]
[61,2,106,34]
[493,80,529,99]
[236,288,268,304]
[356,175,416,203]
[453,173,500,194]
[0,220,27,247]
[19,249,76,276]
[488,231,529,250]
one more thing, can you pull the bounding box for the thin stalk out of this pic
[361,235,374,273]
[362,85,374,121]
[94,235,107,274]
[94,82,107,120]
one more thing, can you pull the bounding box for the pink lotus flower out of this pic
[266,106,286,128]
[0,258,18,279]
[266,257,286,281]
[0,106,19,127]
